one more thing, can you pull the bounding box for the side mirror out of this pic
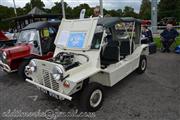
[33,41,38,48]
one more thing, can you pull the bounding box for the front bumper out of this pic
[26,78,72,101]
[0,60,14,72]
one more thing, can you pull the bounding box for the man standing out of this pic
[160,24,179,52]
[91,6,103,18]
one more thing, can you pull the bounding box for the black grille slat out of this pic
[41,69,59,91]
[42,69,51,88]
[50,74,59,91]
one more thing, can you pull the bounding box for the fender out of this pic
[133,44,149,57]
[0,44,32,71]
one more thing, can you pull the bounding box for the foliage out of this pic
[0,1,138,30]
[0,5,15,30]
[72,4,92,18]
[123,6,138,18]
[139,0,151,19]
[24,0,45,13]
[158,0,180,21]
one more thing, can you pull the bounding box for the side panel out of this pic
[109,45,149,86]
[91,45,148,87]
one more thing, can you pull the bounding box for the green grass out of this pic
[153,36,180,48]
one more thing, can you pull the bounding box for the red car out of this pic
[0,21,60,79]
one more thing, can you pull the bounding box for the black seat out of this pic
[41,37,55,54]
[101,41,120,66]
[120,41,134,58]
[120,41,130,58]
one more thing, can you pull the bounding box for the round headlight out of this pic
[2,51,7,59]
[52,66,63,81]
[29,60,37,72]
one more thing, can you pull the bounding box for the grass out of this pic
[153,36,180,48]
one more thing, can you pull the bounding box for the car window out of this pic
[17,29,38,43]
[91,32,103,49]
[113,22,136,41]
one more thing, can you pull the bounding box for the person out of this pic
[142,25,153,43]
[91,6,103,18]
[160,24,179,52]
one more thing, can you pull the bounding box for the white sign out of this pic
[57,31,70,46]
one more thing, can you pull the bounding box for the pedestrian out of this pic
[142,25,153,43]
[160,24,179,52]
[90,6,103,18]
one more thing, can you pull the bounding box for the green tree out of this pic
[72,4,93,18]
[24,0,45,13]
[139,0,151,19]
[107,10,120,17]
[51,2,72,18]
[158,0,180,20]
[117,9,123,16]
[16,7,26,16]
[123,6,138,17]
[0,5,15,30]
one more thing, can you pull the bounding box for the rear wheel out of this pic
[137,55,147,74]
[79,82,104,112]
[18,60,30,80]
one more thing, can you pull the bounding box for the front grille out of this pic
[50,74,60,91]
[41,69,60,91]
[42,69,51,88]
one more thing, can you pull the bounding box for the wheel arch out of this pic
[140,45,149,56]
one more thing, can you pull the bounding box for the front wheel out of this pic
[18,61,30,80]
[79,82,104,112]
[137,55,147,74]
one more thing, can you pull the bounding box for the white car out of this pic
[25,17,149,112]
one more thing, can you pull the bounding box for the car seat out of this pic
[101,41,120,66]
[120,41,134,58]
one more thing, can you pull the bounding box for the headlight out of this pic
[52,66,63,81]
[29,60,37,72]
[25,60,37,76]
[2,51,7,59]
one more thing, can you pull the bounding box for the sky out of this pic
[0,0,143,12]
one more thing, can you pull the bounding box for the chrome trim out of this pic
[26,79,72,101]
[0,60,16,72]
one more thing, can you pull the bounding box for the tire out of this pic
[137,55,147,74]
[18,60,30,80]
[79,82,104,112]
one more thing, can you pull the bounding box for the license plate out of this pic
[38,87,60,99]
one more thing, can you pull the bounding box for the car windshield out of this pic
[91,26,104,49]
[17,29,39,43]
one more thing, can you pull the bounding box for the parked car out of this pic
[142,20,151,26]
[0,31,17,48]
[158,17,179,27]
[0,21,60,79]
[25,17,149,112]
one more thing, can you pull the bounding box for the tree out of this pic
[117,9,123,16]
[0,5,15,30]
[139,0,151,19]
[123,6,138,17]
[24,0,45,13]
[158,0,180,21]
[72,4,93,18]
[107,10,120,17]
[51,2,72,18]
